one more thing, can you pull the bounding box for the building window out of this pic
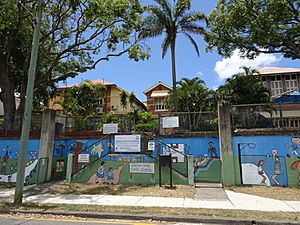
[270,76,283,96]
[154,97,167,111]
[285,74,298,92]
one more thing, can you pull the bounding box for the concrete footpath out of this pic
[0,186,299,212]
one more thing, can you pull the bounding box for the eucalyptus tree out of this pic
[140,0,207,109]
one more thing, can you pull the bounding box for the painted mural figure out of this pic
[291,158,300,186]
[257,157,268,185]
[271,154,281,186]
[96,161,106,184]
[107,167,114,184]
[208,142,218,158]
[1,155,8,174]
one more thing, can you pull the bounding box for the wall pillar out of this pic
[66,153,74,182]
[218,102,236,185]
[38,109,56,181]
[187,154,194,185]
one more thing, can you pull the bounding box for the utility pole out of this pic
[14,0,43,205]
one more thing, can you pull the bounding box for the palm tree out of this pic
[140,0,206,110]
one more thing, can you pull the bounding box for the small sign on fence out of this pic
[115,135,141,152]
[148,141,155,151]
[103,123,118,134]
[78,154,90,163]
[162,116,179,128]
[129,163,155,174]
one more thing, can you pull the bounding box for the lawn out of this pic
[225,185,300,201]
[38,182,196,198]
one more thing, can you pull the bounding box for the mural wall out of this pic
[232,136,300,187]
[0,139,40,184]
[52,137,221,185]
[160,137,221,183]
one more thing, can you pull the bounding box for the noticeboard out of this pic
[162,116,179,128]
[115,135,141,152]
[103,123,118,134]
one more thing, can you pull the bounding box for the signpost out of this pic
[162,116,179,128]
[115,135,141,152]
[78,154,90,163]
[147,141,155,151]
[129,163,155,174]
[103,124,118,134]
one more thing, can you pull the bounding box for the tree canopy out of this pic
[0,0,149,129]
[217,70,271,105]
[168,77,215,112]
[62,80,106,117]
[207,0,300,59]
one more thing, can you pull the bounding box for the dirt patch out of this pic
[38,182,195,198]
[225,185,300,201]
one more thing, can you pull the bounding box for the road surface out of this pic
[0,215,220,225]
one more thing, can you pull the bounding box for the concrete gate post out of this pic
[187,154,194,185]
[218,101,236,185]
[66,153,74,182]
[38,109,56,181]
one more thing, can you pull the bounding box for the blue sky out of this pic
[63,0,300,102]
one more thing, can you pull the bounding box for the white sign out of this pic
[78,154,90,163]
[162,143,185,162]
[115,135,141,152]
[148,141,155,151]
[162,116,179,128]
[130,163,155,174]
[103,123,118,134]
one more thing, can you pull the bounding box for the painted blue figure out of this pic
[96,161,106,184]
[208,142,218,158]
[107,167,114,185]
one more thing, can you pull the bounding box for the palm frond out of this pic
[180,23,206,36]
[146,5,171,27]
[139,15,165,39]
[174,0,191,20]
[154,0,173,20]
[183,33,200,57]
[179,11,206,24]
[161,34,171,58]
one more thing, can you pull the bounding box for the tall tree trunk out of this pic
[170,40,177,111]
[0,56,16,130]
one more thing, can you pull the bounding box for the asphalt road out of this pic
[0,216,220,225]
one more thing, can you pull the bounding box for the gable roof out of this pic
[256,67,300,75]
[143,81,172,94]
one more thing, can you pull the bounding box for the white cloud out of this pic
[214,50,280,80]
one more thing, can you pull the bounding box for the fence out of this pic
[231,103,300,130]
[159,111,218,133]
[0,113,42,138]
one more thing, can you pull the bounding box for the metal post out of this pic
[237,144,243,184]
[169,154,172,188]
[14,0,43,205]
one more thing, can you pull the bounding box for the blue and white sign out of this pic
[115,135,141,152]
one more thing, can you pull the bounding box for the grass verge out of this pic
[225,185,300,201]
[38,182,195,198]
[0,202,299,223]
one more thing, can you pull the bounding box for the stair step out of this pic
[195,183,223,188]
